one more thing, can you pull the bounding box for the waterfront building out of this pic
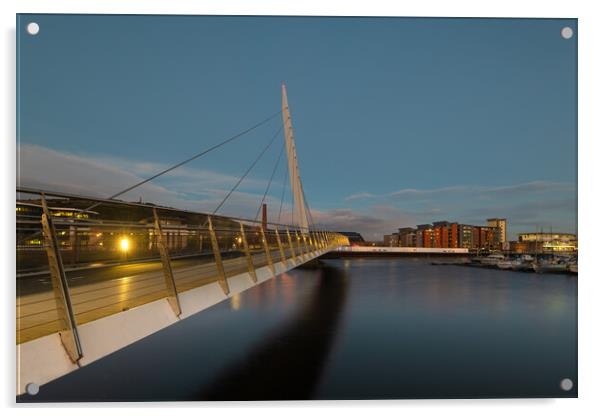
[384,234,399,247]
[389,219,504,250]
[398,227,416,247]
[424,229,433,248]
[441,226,448,248]
[433,221,449,248]
[517,232,577,253]
[487,218,507,243]
[387,219,576,253]
[416,224,434,248]
[16,202,99,249]
[473,227,482,249]
[503,241,529,253]
[478,226,498,250]
[449,222,458,248]
[458,224,473,249]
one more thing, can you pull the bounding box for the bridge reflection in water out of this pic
[18,265,349,402]
[199,265,348,400]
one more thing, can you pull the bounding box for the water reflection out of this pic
[197,265,348,400]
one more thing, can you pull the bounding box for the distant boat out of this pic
[510,254,535,271]
[532,261,569,274]
[496,260,514,270]
[520,254,534,262]
[568,263,578,274]
[479,253,505,266]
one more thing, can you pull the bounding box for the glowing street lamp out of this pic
[120,237,130,262]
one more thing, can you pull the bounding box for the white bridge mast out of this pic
[281,82,310,231]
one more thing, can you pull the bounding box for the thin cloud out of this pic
[345,181,574,202]
[345,192,377,202]
[389,185,468,197]
[82,151,271,191]
[16,144,286,219]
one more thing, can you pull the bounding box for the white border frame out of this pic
[3,1,601,415]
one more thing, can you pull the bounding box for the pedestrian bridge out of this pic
[16,187,348,395]
[16,83,349,395]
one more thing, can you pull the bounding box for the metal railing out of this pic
[16,187,349,361]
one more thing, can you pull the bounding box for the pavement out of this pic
[16,247,300,344]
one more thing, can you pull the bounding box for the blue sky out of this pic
[17,15,577,240]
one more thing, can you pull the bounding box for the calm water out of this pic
[21,257,577,401]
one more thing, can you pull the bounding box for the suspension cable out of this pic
[206,124,284,221]
[301,185,316,230]
[253,142,285,222]
[83,110,282,213]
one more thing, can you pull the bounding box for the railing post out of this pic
[286,226,297,265]
[302,232,310,256]
[274,226,287,266]
[260,226,275,275]
[153,208,182,317]
[208,216,230,295]
[40,194,83,363]
[295,229,305,261]
[239,222,257,283]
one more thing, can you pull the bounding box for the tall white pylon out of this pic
[282,82,310,231]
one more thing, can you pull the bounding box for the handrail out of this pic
[16,186,350,350]
[16,186,332,231]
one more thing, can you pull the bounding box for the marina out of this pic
[432,253,578,275]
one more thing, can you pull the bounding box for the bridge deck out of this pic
[17,248,304,343]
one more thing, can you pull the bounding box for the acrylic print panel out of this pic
[16,14,577,401]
